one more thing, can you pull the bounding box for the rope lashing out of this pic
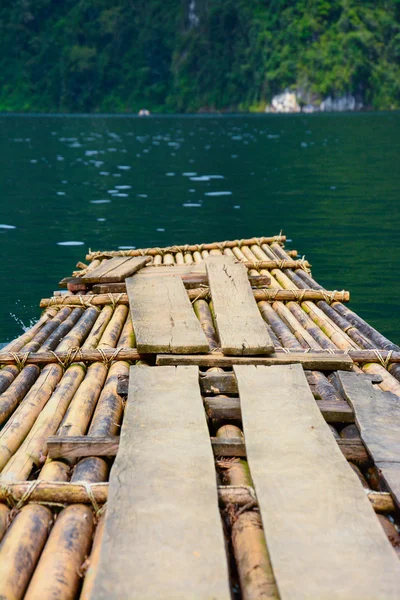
[9,352,30,372]
[373,349,394,369]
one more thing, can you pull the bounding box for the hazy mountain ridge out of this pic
[0,0,399,112]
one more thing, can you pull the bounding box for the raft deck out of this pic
[1,234,400,599]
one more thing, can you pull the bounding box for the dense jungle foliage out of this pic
[0,0,399,113]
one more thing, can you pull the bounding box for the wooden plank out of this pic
[156,352,353,370]
[234,364,400,600]
[126,274,209,354]
[337,371,400,508]
[83,256,149,283]
[91,366,230,600]
[206,256,274,355]
[47,435,368,464]
[204,395,354,424]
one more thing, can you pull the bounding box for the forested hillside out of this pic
[0,0,399,113]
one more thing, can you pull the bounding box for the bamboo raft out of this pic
[1,233,400,599]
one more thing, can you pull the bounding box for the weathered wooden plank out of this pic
[204,395,354,424]
[206,256,274,355]
[93,273,271,293]
[156,352,353,370]
[48,434,368,464]
[126,274,209,353]
[234,364,400,600]
[83,256,149,283]
[91,366,230,600]
[338,371,400,508]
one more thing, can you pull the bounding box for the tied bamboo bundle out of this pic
[85,235,287,260]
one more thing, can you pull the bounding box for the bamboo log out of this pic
[55,307,99,351]
[85,236,287,260]
[3,347,400,367]
[80,512,106,600]
[0,364,63,471]
[58,362,109,439]
[193,299,219,351]
[0,365,40,425]
[82,306,114,349]
[70,361,128,483]
[39,308,84,350]
[0,348,141,365]
[22,308,73,352]
[117,312,135,348]
[24,505,94,600]
[243,259,310,270]
[232,512,279,600]
[97,305,129,349]
[38,460,70,482]
[71,457,109,483]
[0,504,53,600]
[1,364,86,482]
[0,366,19,395]
[0,503,9,542]
[39,289,350,308]
[0,482,392,513]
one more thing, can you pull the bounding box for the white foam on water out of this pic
[204,191,232,196]
[183,203,202,207]
[182,172,197,176]
[115,185,131,190]
[0,224,16,229]
[57,241,85,246]
[97,218,106,222]
[118,165,131,170]
[118,245,136,249]
[90,200,111,204]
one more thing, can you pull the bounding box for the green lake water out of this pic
[0,113,399,344]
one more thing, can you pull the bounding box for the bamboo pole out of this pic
[80,512,106,600]
[193,299,219,351]
[1,364,86,482]
[24,505,94,600]
[232,512,279,600]
[71,457,109,483]
[0,503,9,542]
[117,312,135,348]
[81,306,114,349]
[0,364,63,472]
[22,308,73,352]
[70,361,128,483]
[86,236,286,260]
[0,504,53,600]
[39,308,84,350]
[58,363,109,439]
[55,307,99,351]
[38,460,70,482]
[0,365,40,425]
[0,348,141,365]
[97,305,129,349]
[0,366,19,395]
[39,289,349,308]
[0,481,393,513]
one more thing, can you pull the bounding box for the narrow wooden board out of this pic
[206,256,274,355]
[83,256,149,283]
[91,366,231,600]
[234,364,400,600]
[156,352,353,370]
[126,274,209,353]
[338,371,400,508]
